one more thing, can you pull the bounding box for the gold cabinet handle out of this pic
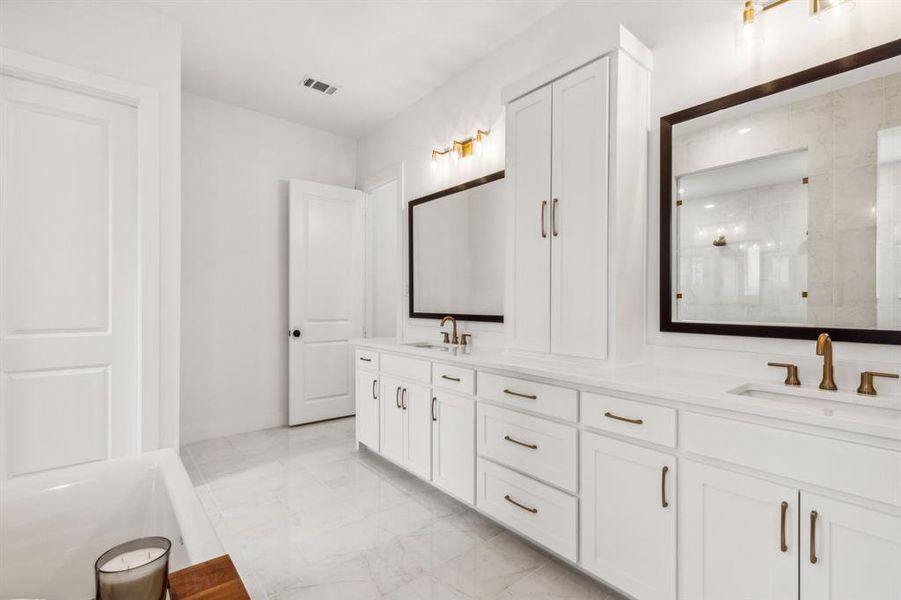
[395,386,401,408]
[504,435,538,450]
[810,510,818,564]
[661,466,669,508]
[604,411,643,425]
[401,388,408,410]
[359,357,372,362]
[431,397,437,422]
[780,501,788,552]
[441,374,461,382]
[540,200,548,238]
[372,379,378,400]
[504,494,538,514]
[768,362,801,386]
[503,389,537,400]
[552,197,559,237]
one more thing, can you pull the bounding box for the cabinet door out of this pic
[379,375,404,464]
[680,461,798,600]
[801,493,901,600]
[432,391,475,504]
[505,84,552,353]
[580,432,675,600]
[402,382,432,480]
[550,57,609,359]
[355,369,379,450]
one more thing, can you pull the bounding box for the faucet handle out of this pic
[461,333,472,346]
[768,362,801,386]
[857,371,899,396]
[441,331,450,344]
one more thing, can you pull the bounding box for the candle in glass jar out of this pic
[95,536,171,600]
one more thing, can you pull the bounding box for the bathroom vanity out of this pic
[353,339,901,600]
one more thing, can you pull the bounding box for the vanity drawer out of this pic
[434,363,475,395]
[682,412,901,507]
[380,353,431,384]
[476,458,578,561]
[355,348,379,370]
[477,404,578,492]
[478,373,578,422]
[581,392,676,448]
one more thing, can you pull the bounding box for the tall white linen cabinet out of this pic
[504,27,651,364]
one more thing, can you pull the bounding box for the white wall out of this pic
[0,0,183,448]
[180,93,356,444]
[357,0,901,389]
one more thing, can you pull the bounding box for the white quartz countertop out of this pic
[353,338,901,442]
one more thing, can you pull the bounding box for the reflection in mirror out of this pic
[670,53,901,333]
[409,172,504,321]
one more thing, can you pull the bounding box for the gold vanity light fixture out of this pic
[431,129,490,164]
[738,0,855,47]
[759,0,855,18]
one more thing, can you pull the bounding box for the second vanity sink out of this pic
[728,384,901,429]
[402,341,451,351]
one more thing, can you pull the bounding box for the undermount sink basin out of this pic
[402,341,451,351]
[728,384,901,428]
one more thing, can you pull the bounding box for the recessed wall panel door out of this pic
[288,180,364,425]
[505,85,552,353]
[0,75,139,477]
[550,57,609,359]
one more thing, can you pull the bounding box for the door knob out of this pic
[291,329,301,338]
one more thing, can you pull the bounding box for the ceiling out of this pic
[148,0,564,137]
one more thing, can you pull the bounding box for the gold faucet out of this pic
[441,315,458,345]
[815,333,837,391]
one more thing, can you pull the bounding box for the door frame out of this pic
[0,47,161,451]
[358,162,405,340]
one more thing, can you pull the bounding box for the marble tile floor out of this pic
[181,418,625,600]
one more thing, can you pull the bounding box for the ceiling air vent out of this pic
[300,75,338,96]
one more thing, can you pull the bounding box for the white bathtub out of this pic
[0,448,223,600]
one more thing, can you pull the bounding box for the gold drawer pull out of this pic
[503,389,537,400]
[810,510,818,564]
[780,501,789,552]
[661,466,669,508]
[441,374,461,382]
[504,435,538,450]
[504,494,538,514]
[359,357,372,362]
[604,411,643,425]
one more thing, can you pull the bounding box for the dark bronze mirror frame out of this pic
[659,39,901,345]
[408,170,505,322]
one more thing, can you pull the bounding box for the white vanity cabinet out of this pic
[580,432,676,600]
[431,390,475,504]
[378,374,432,479]
[680,461,800,600]
[355,342,901,600]
[505,57,610,359]
[800,493,901,600]
[354,368,379,450]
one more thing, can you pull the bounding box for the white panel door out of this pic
[801,493,901,600]
[288,180,363,425]
[379,376,404,464]
[680,460,798,600]
[505,85,552,353]
[0,74,139,478]
[550,57,609,359]
[581,432,675,600]
[354,368,379,450]
[432,391,474,504]
[402,381,431,480]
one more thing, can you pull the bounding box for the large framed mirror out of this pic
[660,39,901,345]
[408,171,505,322]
